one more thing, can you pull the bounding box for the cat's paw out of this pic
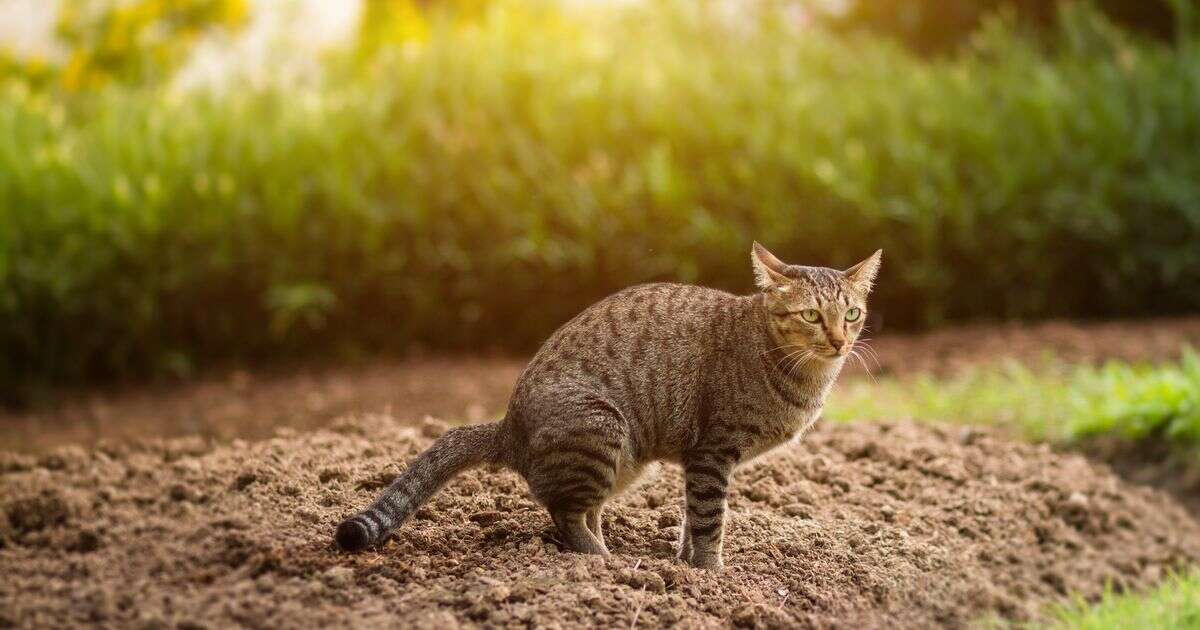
[687,551,723,570]
[675,542,693,564]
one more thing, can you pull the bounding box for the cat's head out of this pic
[751,242,881,361]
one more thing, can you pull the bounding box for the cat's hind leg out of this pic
[525,404,627,556]
[551,509,608,555]
[586,504,606,550]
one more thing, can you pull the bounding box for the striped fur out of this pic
[334,423,504,551]
[335,243,880,569]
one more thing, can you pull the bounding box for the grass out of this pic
[826,348,1200,448]
[5,1,1200,395]
[1044,571,1200,629]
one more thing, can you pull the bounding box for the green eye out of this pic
[800,309,821,323]
[845,307,862,322]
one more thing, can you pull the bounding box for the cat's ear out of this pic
[751,241,791,290]
[843,249,883,293]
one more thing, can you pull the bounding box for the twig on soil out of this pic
[629,584,648,629]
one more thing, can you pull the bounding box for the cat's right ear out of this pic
[751,242,790,291]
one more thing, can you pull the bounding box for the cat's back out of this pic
[559,281,737,350]
[516,282,743,387]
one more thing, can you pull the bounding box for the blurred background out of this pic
[1,0,1198,406]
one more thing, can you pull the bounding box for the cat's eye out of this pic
[845,307,862,322]
[799,309,821,323]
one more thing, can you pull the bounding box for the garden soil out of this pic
[3,416,1198,628]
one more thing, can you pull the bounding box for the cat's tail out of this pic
[334,420,507,552]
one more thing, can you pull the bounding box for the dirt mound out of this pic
[2,417,1198,628]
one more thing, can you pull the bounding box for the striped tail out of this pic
[335,421,506,552]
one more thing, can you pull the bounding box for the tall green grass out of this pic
[3,2,1200,394]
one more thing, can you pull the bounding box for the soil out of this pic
[5,317,1200,454]
[3,416,1198,628]
[1079,435,1200,518]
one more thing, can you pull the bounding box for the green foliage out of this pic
[1067,349,1200,444]
[826,349,1200,452]
[1045,571,1200,629]
[3,1,1200,394]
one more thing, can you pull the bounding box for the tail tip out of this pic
[334,518,372,553]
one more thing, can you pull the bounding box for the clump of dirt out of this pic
[2,417,1198,628]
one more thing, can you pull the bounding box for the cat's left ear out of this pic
[751,241,791,291]
[843,249,882,293]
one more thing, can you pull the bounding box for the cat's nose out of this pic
[829,338,845,351]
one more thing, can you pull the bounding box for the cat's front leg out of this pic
[682,456,734,570]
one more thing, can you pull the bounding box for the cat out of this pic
[335,242,881,569]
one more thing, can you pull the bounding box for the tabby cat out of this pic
[335,243,881,569]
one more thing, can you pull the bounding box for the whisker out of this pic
[787,349,814,379]
[773,348,807,371]
[760,342,807,356]
[783,349,810,375]
[852,338,881,364]
[849,349,877,384]
[854,341,882,371]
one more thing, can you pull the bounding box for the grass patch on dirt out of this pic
[828,348,1200,449]
[1046,571,1200,629]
